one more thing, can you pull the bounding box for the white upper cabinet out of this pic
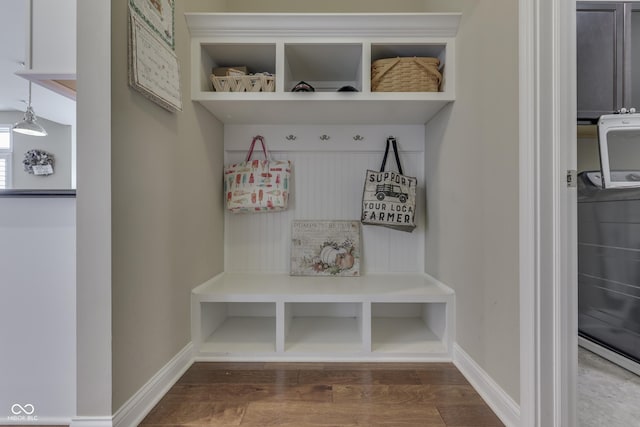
[31,0,76,73]
[16,0,77,103]
[185,13,460,125]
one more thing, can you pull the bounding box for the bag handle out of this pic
[413,58,442,86]
[371,57,401,88]
[380,136,404,175]
[246,135,269,161]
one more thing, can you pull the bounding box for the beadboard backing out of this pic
[223,125,425,274]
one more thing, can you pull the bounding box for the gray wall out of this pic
[0,112,72,189]
[423,0,520,402]
[111,0,226,411]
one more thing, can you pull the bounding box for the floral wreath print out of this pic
[23,149,54,175]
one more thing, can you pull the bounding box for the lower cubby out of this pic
[197,302,277,355]
[371,303,447,354]
[192,272,454,361]
[284,303,364,354]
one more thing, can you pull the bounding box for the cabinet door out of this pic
[577,3,624,122]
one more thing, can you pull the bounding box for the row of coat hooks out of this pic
[283,134,366,142]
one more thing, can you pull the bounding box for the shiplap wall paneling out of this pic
[224,125,426,274]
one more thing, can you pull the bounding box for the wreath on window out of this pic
[23,149,55,176]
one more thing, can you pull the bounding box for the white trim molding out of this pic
[185,13,461,38]
[113,343,194,427]
[517,0,538,423]
[519,0,578,426]
[453,344,520,427]
[76,0,113,420]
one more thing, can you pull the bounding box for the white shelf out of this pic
[372,318,446,354]
[285,317,363,353]
[193,94,453,125]
[201,317,276,354]
[186,13,459,124]
[193,272,454,302]
[192,272,454,361]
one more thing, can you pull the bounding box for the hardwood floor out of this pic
[139,362,504,426]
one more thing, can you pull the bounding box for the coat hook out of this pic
[320,134,331,141]
[285,134,297,141]
[353,135,364,141]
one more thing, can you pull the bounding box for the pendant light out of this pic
[12,0,46,137]
[12,81,47,136]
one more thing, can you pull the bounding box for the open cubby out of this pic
[284,302,364,353]
[198,302,277,355]
[186,13,460,124]
[371,303,447,354]
[198,43,277,92]
[284,44,363,92]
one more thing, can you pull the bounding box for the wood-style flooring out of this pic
[139,362,504,427]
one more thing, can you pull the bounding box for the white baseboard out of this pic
[112,342,194,427]
[0,416,72,426]
[69,416,113,427]
[453,343,520,427]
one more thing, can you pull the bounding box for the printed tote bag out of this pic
[224,135,291,213]
[361,137,417,232]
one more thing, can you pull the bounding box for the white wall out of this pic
[0,197,76,424]
[0,112,73,190]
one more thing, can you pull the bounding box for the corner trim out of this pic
[112,343,194,427]
[453,343,520,427]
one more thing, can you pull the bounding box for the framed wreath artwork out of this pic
[23,149,55,176]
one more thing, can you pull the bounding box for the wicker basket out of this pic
[210,74,275,92]
[371,57,441,92]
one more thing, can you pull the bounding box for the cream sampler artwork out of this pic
[291,220,361,277]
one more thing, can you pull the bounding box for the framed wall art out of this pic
[291,220,361,277]
[128,8,182,112]
[129,0,175,50]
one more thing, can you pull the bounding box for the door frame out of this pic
[519,0,578,426]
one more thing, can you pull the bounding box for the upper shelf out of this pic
[185,13,461,125]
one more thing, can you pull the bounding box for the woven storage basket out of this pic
[210,74,275,92]
[371,57,441,92]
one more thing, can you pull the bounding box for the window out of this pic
[0,127,12,189]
